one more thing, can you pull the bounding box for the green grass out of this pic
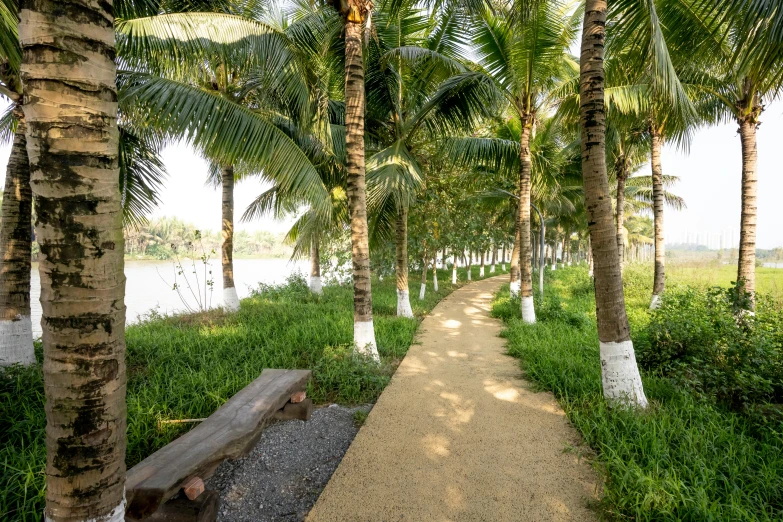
[492,264,783,521]
[667,262,783,300]
[0,265,505,521]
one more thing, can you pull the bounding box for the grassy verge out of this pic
[0,265,505,521]
[492,265,783,521]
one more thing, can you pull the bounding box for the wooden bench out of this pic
[125,369,313,521]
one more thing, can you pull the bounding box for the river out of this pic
[29,258,308,338]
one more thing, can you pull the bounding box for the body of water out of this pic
[29,258,308,337]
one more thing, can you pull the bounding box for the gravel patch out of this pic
[206,404,371,522]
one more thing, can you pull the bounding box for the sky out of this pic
[0,101,782,249]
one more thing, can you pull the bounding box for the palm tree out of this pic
[466,1,579,322]
[118,9,328,311]
[0,18,34,365]
[20,0,127,519]
[679,1,783,309]
[579,0,647,407]
[328,0,380,358]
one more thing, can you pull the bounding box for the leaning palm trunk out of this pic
[580,0,647,407]
[222,166,240,311]
[395,206,413,317]
[737,96,759,310]
[615,158,627,271]
[310,232,323,295]
[509,223,520,296]
[21,0,129,518]
[518,120,536,323]
[419,256,428,300]
[650,131,665,309]
[0,112,35,366]
[343,6,378,359]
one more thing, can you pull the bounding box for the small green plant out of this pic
[352,409,369,427]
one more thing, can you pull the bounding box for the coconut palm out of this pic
[363,2,477,318]
[327,0,382,358]
[117,6,328,311]
[19,0,127,518]
[464,0,579,322]
[676,0,783,309]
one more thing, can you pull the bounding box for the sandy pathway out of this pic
[307,276,600,522]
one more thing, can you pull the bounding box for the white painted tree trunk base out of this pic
[467,270,472,281]
[223,287,240,311]
[649,294,661,309]
[45,497,127,522]
[551,264,557,271]
[490,265,496,273]
[479,267,485,277]
[354,320,379,361]
[310,276,323,295]
[419,283,426,300]
[397,290,414,318]
[502,263,506,271]
[452,269,457,284]
[521,296,536,324]
[600,340,648,408]
[0,316,35,366]
[509,280,520,298]
[433,273,438,292]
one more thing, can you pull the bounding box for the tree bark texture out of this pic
[20,0,129,518]
[0,110,35,366]
[650,130,665,307]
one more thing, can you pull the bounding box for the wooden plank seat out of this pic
[125,369,312,520]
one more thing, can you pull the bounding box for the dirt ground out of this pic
[306,276,601,522]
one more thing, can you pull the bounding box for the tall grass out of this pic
[0,266,502,521]
[492,264,783,521]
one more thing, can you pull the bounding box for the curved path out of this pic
[307,276,600,522]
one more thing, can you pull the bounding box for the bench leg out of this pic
[125,490,219,522]
[273,398,313,421]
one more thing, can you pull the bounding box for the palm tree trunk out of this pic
[310,232,322,295]
[0,111,35,366]
[550,235,558,271]
[21,0,129,518]
[419,254,428,300]
[395,206,413,317]
[737,114,758,309]
[509,222,520,296]
[222,166,239,311]
[650,130,665,309]
[518,119,535,322]
[615,159,627,271]
[344,9,378,359]
[580,0,646,407]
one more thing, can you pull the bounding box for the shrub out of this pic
[638,286,783,410]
